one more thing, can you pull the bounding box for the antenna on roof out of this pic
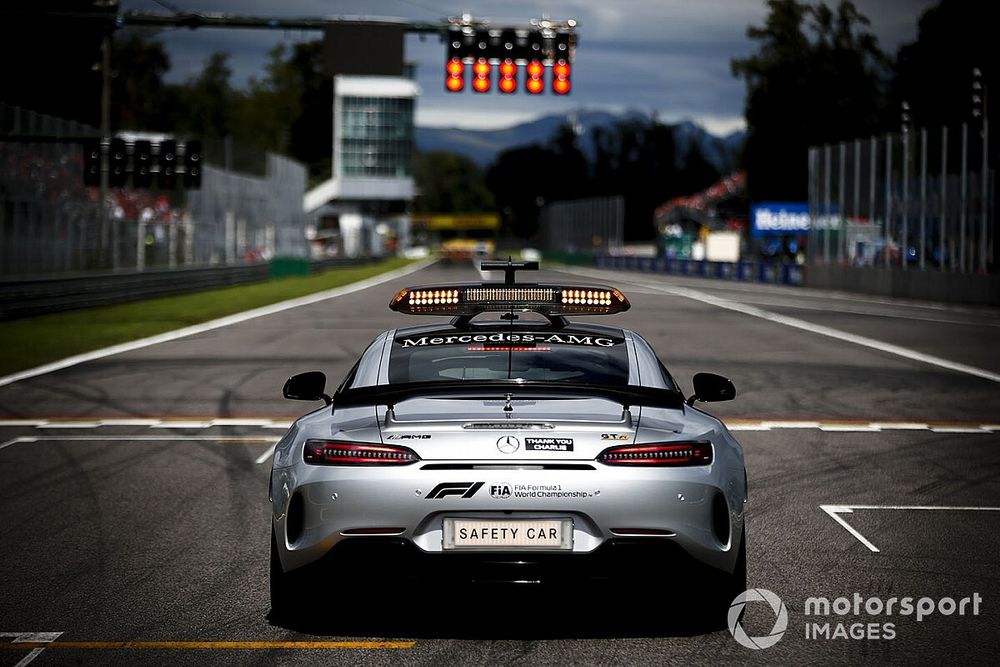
[481,257,539,285]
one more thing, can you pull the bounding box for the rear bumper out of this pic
[295,535,726,586]
[272,463,746,576]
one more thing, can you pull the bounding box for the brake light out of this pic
[597,442,712,466]
[303,440,419,466]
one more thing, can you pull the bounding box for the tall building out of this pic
[304,74,419,257]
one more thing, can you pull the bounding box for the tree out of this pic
[286,41,334,183]
[732,0,890,201]
[0,1,107,125]
[892,0,997,135]
[414,151,494,214]
[484,118,719,242]
[111,30,174,132]
[178,52,236,139]
[486,145,560,239]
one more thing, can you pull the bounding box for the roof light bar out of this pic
[389,284,630,316]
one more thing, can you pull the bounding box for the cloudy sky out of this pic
[120,0,936,134]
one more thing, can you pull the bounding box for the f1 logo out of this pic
[425,482,484,499]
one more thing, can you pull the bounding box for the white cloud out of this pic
[416,106,545,130]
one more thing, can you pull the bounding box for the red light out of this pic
[303,440,420,466]
[446,58,464,76]
[526,78,544,94]
[471,57,491,93]
[553,59,571,95]
[498,58,516,94]
[446,76,464,92]
[526,61,544,78]
[597,442,713,466]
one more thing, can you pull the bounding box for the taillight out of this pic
[303,440,419,466]
[597,442,713,466]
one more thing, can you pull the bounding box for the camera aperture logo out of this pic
[728,588,788,650]
[729,589,984,648]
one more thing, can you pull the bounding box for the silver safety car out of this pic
[269,260,747,618]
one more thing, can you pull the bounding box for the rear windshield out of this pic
[389,329,629,385]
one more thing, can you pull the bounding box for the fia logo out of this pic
[490,484,512,499]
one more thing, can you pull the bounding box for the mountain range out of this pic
[415,110,745,174]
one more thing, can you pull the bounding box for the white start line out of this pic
[821,505,1000,553]
[0,435,280,465]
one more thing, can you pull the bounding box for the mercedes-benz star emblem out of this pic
[496,435,520,454]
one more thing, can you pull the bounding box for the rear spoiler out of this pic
[333,380,684,410]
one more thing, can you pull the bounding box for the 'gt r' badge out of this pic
[496,435,520,454]
[601,433,630,440]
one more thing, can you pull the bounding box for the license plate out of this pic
[443,518,573,550]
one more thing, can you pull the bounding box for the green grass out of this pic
[0,256,417,377]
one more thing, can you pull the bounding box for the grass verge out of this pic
[0,256,417,377]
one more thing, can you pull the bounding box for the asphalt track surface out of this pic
[1,261,999,665]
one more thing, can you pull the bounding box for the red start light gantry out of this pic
[443,21,576,96]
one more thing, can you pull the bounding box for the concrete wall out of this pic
[805,265,1000,306]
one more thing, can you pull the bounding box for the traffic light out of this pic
[472,28,492,93]
[133,140,153,188]
[445,27,465,92]
[553,59,571,95]
[108,138,127,187]
[499,58,517,94]
[159,140,177,190]
[183,140,202,188]
[83,139,101,187]
[553,32,572,95]
[972,67,984,120]
[526,60,544,95]
[441,21,575,96]
[472,57,491,93]
[446,56,465,91]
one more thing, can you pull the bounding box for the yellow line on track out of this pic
[0,641,415,649]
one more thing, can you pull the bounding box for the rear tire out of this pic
[269,526,296,620]
[703,526,747,628]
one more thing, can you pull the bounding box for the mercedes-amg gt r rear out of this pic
[268,260,747,618]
